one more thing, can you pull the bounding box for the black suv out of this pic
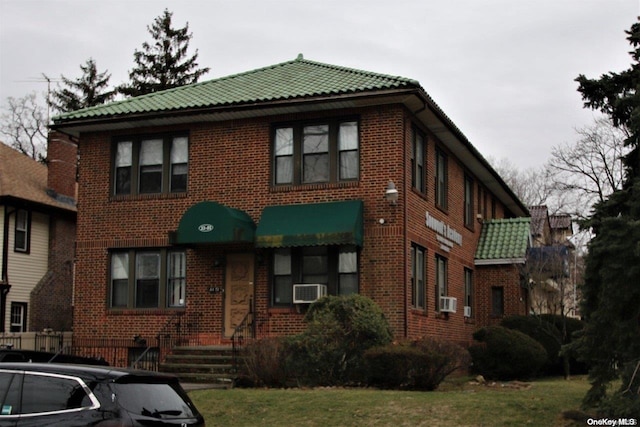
[0,363,205,426]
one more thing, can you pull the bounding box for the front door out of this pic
[224,253,255,337]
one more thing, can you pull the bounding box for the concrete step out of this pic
[159,345,240,385]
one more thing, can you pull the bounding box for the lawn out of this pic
[189,376,590,427]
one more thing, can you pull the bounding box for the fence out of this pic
[0,332,161,371]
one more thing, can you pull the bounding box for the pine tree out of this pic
[51,58,115,113]
[572,20,640,415]
[119,9,210,97]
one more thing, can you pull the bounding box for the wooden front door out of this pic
[224,253,255,337]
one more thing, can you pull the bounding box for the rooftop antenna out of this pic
[14,74,62,124]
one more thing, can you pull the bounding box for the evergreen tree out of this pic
[572,20,640,414]
[51,58,115,113]
[119,9,210,97]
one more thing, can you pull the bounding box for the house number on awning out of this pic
[198,224,214,232]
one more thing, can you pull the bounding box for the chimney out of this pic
[46,131,78,202]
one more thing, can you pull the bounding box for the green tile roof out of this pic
[53,55,420,122]
[475,218,531,262]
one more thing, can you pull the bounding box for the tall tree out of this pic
[571,20,640,415]
[0,92,47,161]
[50,58,115,113]
[549,117,628,220]
[119,9,210,97]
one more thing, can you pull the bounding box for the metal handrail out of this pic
[231,298,255,370]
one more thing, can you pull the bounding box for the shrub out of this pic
[241,337,291,387]
[539,314,588,375]
[288,294,393,386]
[365,337,470,390]
[469,326,547,380]
[501,315,562,374]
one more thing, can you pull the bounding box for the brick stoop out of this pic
[160,345,239,389]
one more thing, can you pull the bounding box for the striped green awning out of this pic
[255,200,364,248]
[171,201,255,245]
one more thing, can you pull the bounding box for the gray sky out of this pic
[0,0,637,168]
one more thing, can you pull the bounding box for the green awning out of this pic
[172,201,255,245]
[256,200,364,248]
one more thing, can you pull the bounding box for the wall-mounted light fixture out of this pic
[385,181,399,205]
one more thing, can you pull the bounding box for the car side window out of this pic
[20,373,93,414]
[0,371,22,416]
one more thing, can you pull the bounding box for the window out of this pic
[464,268,473,317]
[435,148,448,209]
[435,255,447,311]
[110,249,186,309]
[412,128,426,193]
[113,134,188,196]
[0,372,21,416]
[273,120,358,185]
[491,286,504,317]
[21,373,95,415]
[464,175,474,228]
[271,246,358,305]
[411,244,426,310]
[167,251,186,307]
[10,303,27,332]
[14,210,30,253]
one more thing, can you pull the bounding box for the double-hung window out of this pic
[411,244,426,310]
[273,119,359,185]
[464,175,474,228]
[464,268,474,318]
[14,209,30,253]
[412,128,426,193]
[110,249,186,309]
[10,302,27,332]
[435,148,448,210]
[435,255,448,311]
[114,134,188,196]
[271,246,358,305]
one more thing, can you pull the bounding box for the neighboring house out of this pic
[526,205,575,316]
[0,134,77,333]
[51,55,530,356]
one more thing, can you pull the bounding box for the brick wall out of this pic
[72,103,518,345]
[29,132,78,331]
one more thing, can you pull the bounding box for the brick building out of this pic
[52,56,530,349]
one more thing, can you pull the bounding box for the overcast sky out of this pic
[0,0,637,168]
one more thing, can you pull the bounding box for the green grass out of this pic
[189,376,590,427]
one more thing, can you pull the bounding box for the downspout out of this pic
[1,207,16,333]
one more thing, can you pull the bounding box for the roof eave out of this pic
[475,257,527,266]
[50,88,418,137]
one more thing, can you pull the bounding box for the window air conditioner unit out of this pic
[439,296,457,313]
[293,284,327,304]
[464,306,472,318]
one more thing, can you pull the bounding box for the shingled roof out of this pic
[475,218,531,265]
[0,142,75,212]
[53,55,419,122]
[51,55,529,218]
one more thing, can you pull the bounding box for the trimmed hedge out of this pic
[500,315,562,373]
[469,326,547,380]
[365,337,471,390]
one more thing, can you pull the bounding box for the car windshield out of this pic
[110,382,198,419]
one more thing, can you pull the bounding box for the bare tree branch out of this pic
[0,92,48,161]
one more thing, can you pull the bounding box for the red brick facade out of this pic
[70,103,527,346]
